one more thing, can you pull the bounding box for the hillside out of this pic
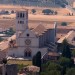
[0,0,74,7]
[0,0,63,8]
[66,0,75,6]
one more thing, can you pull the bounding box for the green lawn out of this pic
[7,59,32,66]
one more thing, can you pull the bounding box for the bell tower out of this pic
[16,9,28,31]
[16,9,28,45]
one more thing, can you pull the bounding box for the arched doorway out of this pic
[24,48,31,57]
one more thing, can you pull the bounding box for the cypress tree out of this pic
[35,51,41,68]
[32,55,37,66]
[62,39,71,58]
[32,51,41,71]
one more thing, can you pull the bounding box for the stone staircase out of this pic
[47,42,57,52]
[41,42,57,61]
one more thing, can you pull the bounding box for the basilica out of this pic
[7,9,57,60]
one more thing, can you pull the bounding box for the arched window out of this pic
[25,51,27,57]
[23,13,24,18]
[24,51,31,57]
[17,13,19,18]
[28,51,31,57]
[18,21,19,24]
[24,48,31,57]
[20,13,22,18]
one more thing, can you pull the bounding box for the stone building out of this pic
[6,64,18,75]
[7,9,57,60]
[0,64,18,75]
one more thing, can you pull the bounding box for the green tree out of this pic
[61,22,67,26]
[47,62,62,71]
[32,55,36,66]
[41,70,61,75]
[18,64,25,71]
[40,72,46,75]
[59,57,71,68]
[66,68,75,75]
[62,39,71,58]
[48,70,61,75]
[59,57,74,75]
[6,27,15,35]
[0,37,4,42]
[41,61,62,74]
[59,57,72,75]
[32,9,36,14]
[32,51,41,71]
[72,49,75,57]
[42,9,53,15]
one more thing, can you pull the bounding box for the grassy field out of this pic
[7,59,32,66]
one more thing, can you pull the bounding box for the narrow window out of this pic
[28,51,31,57]
[23,13,24,18]
[18,21,19,24]
[19,21,24,24]
[20,13,22,18]
[17,13,19,18]
[25,51,27,57]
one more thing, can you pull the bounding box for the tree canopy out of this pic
[6,27,15,36]
[41,70,61,75]
[47,62,62,71]
[61,22,67,26]
[66,68,75,75]
[58,57,71,68]
[31,9,36,14]
[72,49,75,57]
[42,9,53,15]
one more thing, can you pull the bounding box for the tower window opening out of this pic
[19,21,24,24]
[23,13,24,18]
[17,13,19,18]
[20,13,23,18]
[18,21,19,24]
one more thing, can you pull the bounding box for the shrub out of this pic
[61,22,67,26]
[42,9,53,15]
[32,9,36,14]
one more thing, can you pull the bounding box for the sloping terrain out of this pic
[66,0,75,6]
[0,0,61,8]
[0,0,73,8]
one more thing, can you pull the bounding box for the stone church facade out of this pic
[7,9,57,60]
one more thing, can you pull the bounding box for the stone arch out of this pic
[24,48,32,57]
